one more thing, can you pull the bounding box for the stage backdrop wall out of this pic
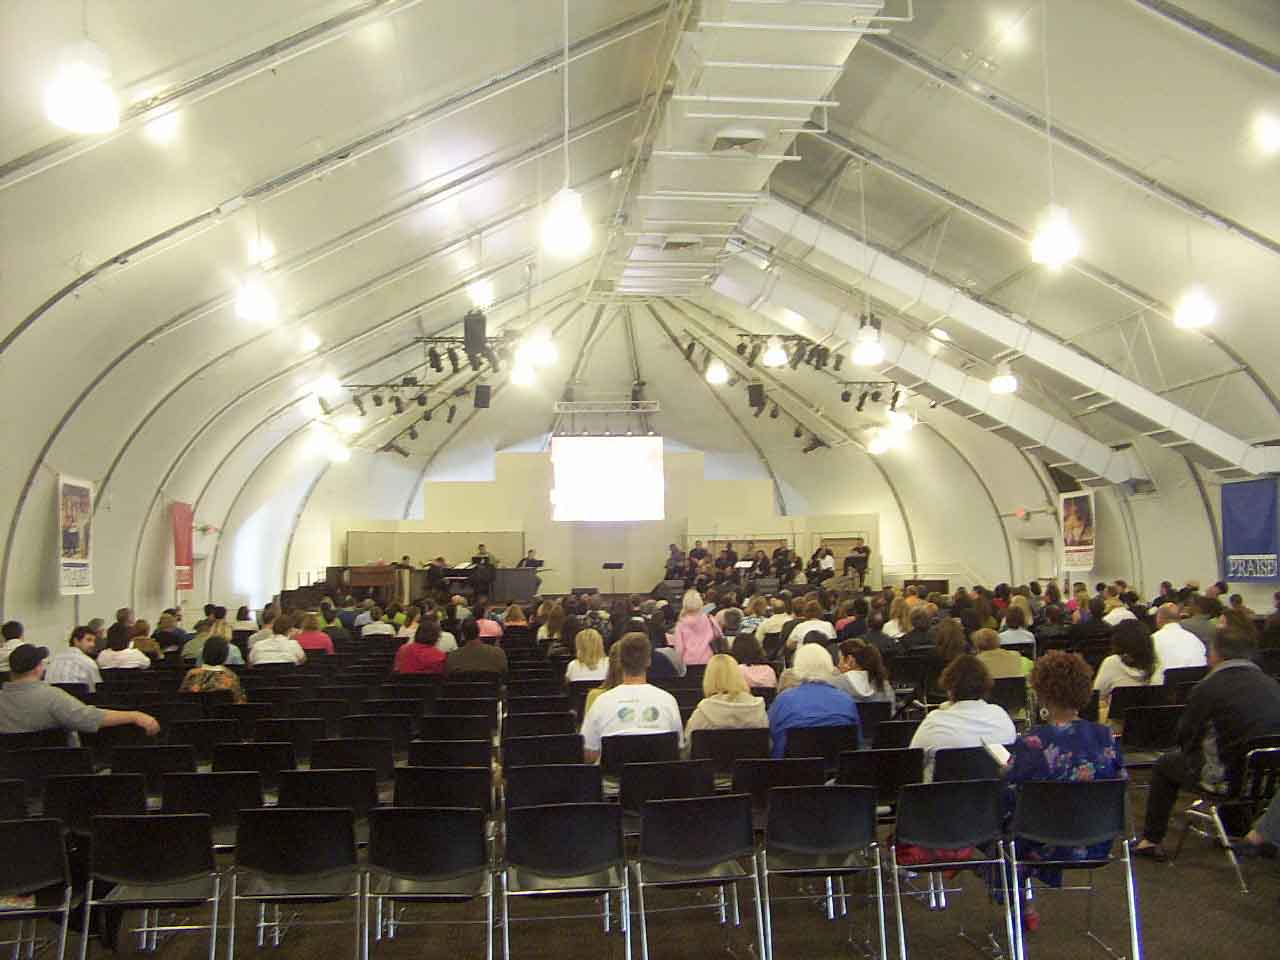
[308,451,880,596]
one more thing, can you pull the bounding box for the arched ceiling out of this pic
[0,0,1277,617]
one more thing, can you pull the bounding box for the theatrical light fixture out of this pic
[870,390,882,403]
[832,353,844,372]
[705,359,730,385]
[1030,205,1080,270]
[407,425,419,441]
[45,41,120,133]
[469,353,482,372]
[789,343,806,370]
[802,435,827,454]
[428,347,443,372]
[930,328,951,342]
[416,393,428,407]
[867,429,892,456]
[1173,286,1217,330]
[382,442,410,458]
[889,389,901,412]
[762,336,788,368]
[736,342,748,356]
[753,403,765,418]
[683,340,697,361]
[423,409,433,422]
[770,405,780,419]
[300,328,321,352]
[851,320,885,366]
[316,396,334,417]
[841,389,852,403]
[1253,112,1280,156]
[746,342,762,367]
[793,425,803,439]
[541,186,592,257]
[856,391,868,412]
[447,348,461,373]
[467,278,495,309]
[392,395,405,414]
[372,393,384,407]
[446,405,457,424]
[989,362,1019,394]
[234,271,278,324]
[353,396,366,417]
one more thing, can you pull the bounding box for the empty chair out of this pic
[783,725,860,771]
[599,732,680,778]
[759,786,886,960]
[502,712,576,739]
[365,807,493,958]
[209,702,274,739]
[689,728,771,775]
[277,768,378,822]
[44,774,146,837]
[506,681,562,699]
[0,729,69,752]
[408,739,491,768]
[837,748,925,810]
[442,678,500,697]
[503,734,584,768]
[0,778,26,819]
[287,699,349,737]
[437,698,499,730]
[212,741,297,792]
[419,714,491,741]
[166,719,240,764]
[145,701,204,728]
[0,819,73,960]
[507,696,571,716]
[504,764,602,810]
[252,717,324,763]
[620,760,716,817]
[394,766,492,815]
[500,803,628,960]
[311,738,395,781]
[109,744,196,796]
[988,676,1029,717]
[49,682,91,702]
[361,698,426,719]
[632,794,767,960]
[80,724,153,769]
[341,714,415,752]
[228,807,361,960]
[161,771,264,849]
[853,700,893,747]
[731,758,827,818]
[1,748,93,803]
[872,720,920,750]
[80,814,220,960]
[314,685,369,710]
[1105,685,1167,725]
[1121,705,1183,756]
[1161,665,1208,692]
[932,746,1004,783]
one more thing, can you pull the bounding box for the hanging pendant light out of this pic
[850,323,885,366]
[989,362,1019,394]
[705,359,730,385]
[46,40,120,133]
[1030,205,1080,270]
[541,0,591,258]
[1173,286,1217,330]
[761,336,788,368]
[234,270,278,324]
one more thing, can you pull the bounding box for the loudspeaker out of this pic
[747,383,765,409]
[474,384,491,408]
[463,308,487,356]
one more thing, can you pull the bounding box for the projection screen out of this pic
[550,436,664,521]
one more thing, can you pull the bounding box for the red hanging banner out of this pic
[172,501,195,591]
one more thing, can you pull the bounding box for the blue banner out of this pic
[1222,477,1279,581]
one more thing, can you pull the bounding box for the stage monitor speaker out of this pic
[463,308,487,356]
[747,383,765,409]
[474,384,491,408]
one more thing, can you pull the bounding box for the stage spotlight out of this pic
[407,425,419,441]
[736,341,747,356]
[447,348,461,373]
[746,342,761,367]
[446,405,457,424]
[856,391,868,413]
[815,347,830,370]
[383,442,410,458]
[793,425,803,439]
[870,390,882,403]
[889,388,901,412]
[392,395,405,414]
[753,402,765,418]
[353,396,366,417]
[423,409,433,422]
[428,347,442,372]
[770,405,780,419]
[841,388,852,403]
[802,435,827,454]
[372,393,384,407]
[317,396,334,417]
[483,346,501,371]
[832,353,844,372]
[684,340,697,361]
[789,344,806,370]
[416,393,427,407]
[929,399,940,409]
[469,353,482,371]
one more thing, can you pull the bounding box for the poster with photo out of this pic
[1060,491,1095,572]
[58,475,94,595]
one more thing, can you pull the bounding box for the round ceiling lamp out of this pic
[761,336,788,368]
[989,362,1019,394]
[850,325,885,366]
[1030,205,1080,270]
[45,41,120,134]
[541,0,591,258]
[1172,286,1217,330]
[234,271,279,324]
[705,358,730,385]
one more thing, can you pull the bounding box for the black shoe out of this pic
[1133,845,1168,863]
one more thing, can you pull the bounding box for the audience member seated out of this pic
[396,606,421,640]
[475,605,504,640]
[97,624,152,669]
[1233,793,1280,859]
[360,606,396,639]
[836,598,870,641]
[909,655,1016,781]
[393,619,447,675]
[295,613,335,656]
[740,596,768,636]
[898,606,935,655]
[1136,627,1280,861]
[537,604,566,649]
[232,606,258,632]
[583,644,625,717]
[673,590,723,666]
[0,620,29,672]
[974,627,1032,679]
[684,653,768,743]
[44,625,102,691]
[1034,605,1071,651]
[754,598,793,644]
[179,637,246,703]
[1180,595,1220,648]
[861,614,895,659]
[129,620,163,661]
[353,599,376,630]
[446,618,508,675]
[183,620,242,665]
[0,644,158,741]
[999,605,1036,649]
[248,617,307,666]
[1069,596,1110,646]
[102,607,134,655]
[926,618,969,677]
[151,613,187,653]
[581,633,683,763]
[731,634,776,689]
[767,644,860,758]
[1103,593,1138,627]
[565,628,608,682]
[646,615,682,679]
[883,597,910,640]
[834,641,894,703]
[785,600,835,652]
[1093,619,1161,720]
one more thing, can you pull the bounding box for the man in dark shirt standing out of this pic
[843,538,871,590]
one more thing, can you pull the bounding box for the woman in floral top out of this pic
[178,637,246,704]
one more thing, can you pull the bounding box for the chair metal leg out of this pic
[717,885,727,926]
[374,889,382,942]
[1008,842,1024,960]
[632,864,650,960]
[255,904,265,949]
[730,881,741,927]
[889,848,907,960]
[209,876,221,960]
[825,876,835,921]
[225,874,237,960]
[873,847,888,960]
[352,878,362,960]
[603,892,611,934]
[485,872,494,960]
[1121,841,1144,960]
[139,908,151,952]
[837,875,847,918]
[77,881,91,960]
[749,864,766,960]
[997,841,1016,960]
[1211,807,1249,894]
[56,886,71,960]
[500,870,511,960]
[621,880,632,960]
[759,856,773,960]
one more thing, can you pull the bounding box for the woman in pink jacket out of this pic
[673,590,723,666]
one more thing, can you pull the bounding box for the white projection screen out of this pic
[551,436,664,521]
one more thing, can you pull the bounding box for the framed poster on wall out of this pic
[1221,477,1279,581]
[1060,491,1095,572]
[57,475,94,595]
[172,501,195,591]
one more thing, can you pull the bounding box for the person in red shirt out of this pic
[393,618,447,675]
[295,613,335,656]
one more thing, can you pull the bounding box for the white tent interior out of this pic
[2,0,1278,634]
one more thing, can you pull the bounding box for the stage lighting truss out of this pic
[733,333,844,373]
[839,379,897,410]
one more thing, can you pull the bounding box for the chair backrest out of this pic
[43,774,147,835]
[2,747,93,799]
[837,748,925,806]
[1162,665,1208,691]
[766,785,877,853]
[1010,779,1126,849]
[619,760,716,814]
[731,758,827,810]
[362,698,426,719]
[90,814,215,883]
[503,712,577,739]
[784,724,861,768]
[1242,738,1280,803]
[340,714,414,751]
[251,717,324,762]
[872,720,920,750]
[419,714,492,741]
[895,779,1004,849]
[0,818,69,896]
[1121,705,1184,751]
[167,719,241,761]
[442,679,500,696]
[207,703,274,738]
[1107,684,1166,721]
[0,778,25,820]
[932,746,1004,783]
[82,723,152,767]
[689,728,771,773]
[507,681,562,699]
[110,744,197,794]
[368,806,488,879]
[212,741,297,790]
[0,729,69,752]
[310,738,394,780]
[507,696,572,716]
[145,701,204,728]
[236,807,357,875]
[504,764,603,809]
[987,677,1028,714]
[313,685,369,709]
[408,739,491,767]
[599,732,680,776]
[503,734,584,768]
[639,794,756,868]
[854,700,893,745]
[277,768,378,817]
[393,765,492,813]
[161,771,264,826]
[437,698,499,728]
[504,803,623,877]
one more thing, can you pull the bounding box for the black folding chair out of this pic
[506,681,562,699]
[503,765,602,809]
[277,769,378,844]
[394,767,493,815]
[854,700,893,747]
[80,814,220,960]
[0,819,73,960]
[341,715,415,753]
[731,758,827,828]
[759,786,886,960]
[1,748,92,803]
[167,720,240,764]
[987,677,1028,717]
[311,738,394,781]
[501,803,629,960]
[0,729,69,752]
[287,699,349,738]
[252,718,324,764]
[784,725,861,772]
[1161,665,1207,696]
[506,696,571,716]
[599,733,680,778]
[110,744,196,796]
[212,741,297,792]
[228,808,361,959]
[43,774,146,837]
[932,747,1004,783]
[419,714,491,741]
[209,702,274,739]
[365,807,493,959]
[619,761,715,835]
[437,698,499,731]
[503,734,584,768]
[1007,779,1140,960]
[502,712,576,739]
[1120,705,1183,770]
[837,748,924,813]
[161,771,264,849]
[147,701,204,728]
[361,698,426,719]
[889,780,1013,960]
[0,778,26,819]
[407,739,491,767]
[690,728,771,777]
[872,720,919,750]
[632,794,766,960]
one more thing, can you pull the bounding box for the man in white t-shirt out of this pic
[581,634,683,762]
[360,608,396,638]
[1151,603,1207,670]
[247,618,306,666]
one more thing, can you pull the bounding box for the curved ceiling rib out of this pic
[0,0,432,190]
[1127,0,1280,76]
[744,196,1280,479]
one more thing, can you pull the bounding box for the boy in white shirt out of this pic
[581,634,683,762]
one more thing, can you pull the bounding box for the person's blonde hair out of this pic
[889,597,910,633]
[209,620,232,640]
[1009,595,1033,622]
[597,643,625,692]
[681,589,704,617]
[574,628,605,669]
[504,604,526,624]
[702,653,749,699]
[157,613,177,631]
[747,596,767,617]
[301,613,322,632]
[972,627,1001,651]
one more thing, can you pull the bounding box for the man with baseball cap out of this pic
[0,643,159,744]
